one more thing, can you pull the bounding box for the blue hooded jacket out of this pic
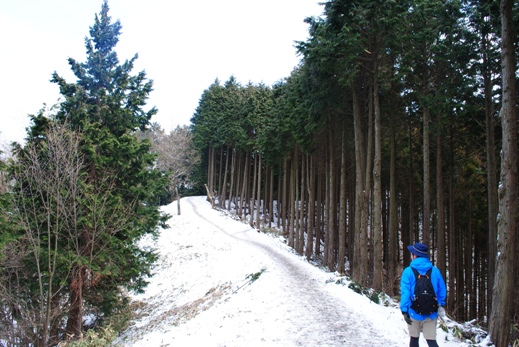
[400,257,447,321]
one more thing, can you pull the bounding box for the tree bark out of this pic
[483,27,498,319]
[405,114,414,267]
[298,153,306,255]
[176,186,181,215]
[240,152,250,219]
[327,128,336,271]
[289,153,296,247]
[372,73,383,291]
[228,147,236,211]
[447,124,456,312]
[294,150,301,250]
[279,158,288,231]
[268,167,274,228]
[352,87,365,281]
[360,84,373,286]
[249,153,257,228]
[464,207,473,320]
[306,155,315,261]
[436,114,446,277]
[237,152,243,217]
[204,184,215,208]
[255,153,261,230]
[315,165,323,257]
[217,146,224,205]
[490,0,517,345]
[209,147,215,198]
[338,125,348,275]
[66,266,86,340]
[388,121,398,293]
[422,107,431,246]
[221,146,230,208]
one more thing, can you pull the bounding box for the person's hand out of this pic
[402,311,412,325]
[438,306,446,318]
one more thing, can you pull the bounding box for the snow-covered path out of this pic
[187,197,390,346]
[115,196,469,347]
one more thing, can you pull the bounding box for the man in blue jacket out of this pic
[400,242,447,347]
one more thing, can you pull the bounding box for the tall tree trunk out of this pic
[372,73,383,291]
[294,150,301,250]
[352,87,366,282]
[324,147,330,266]
[268,167,274,228]
[298,153,306,255]
[228,147,236,211]
[306,155,316,261]
[279,158,288,231]
[208,146,215,199]
[477,246,486,322]
[249,152,257,228]
[436,115,446,277]
[338,125,348,275]
[361,84,373,286]
[327,128,336,271]
[388,122,398,293]
[289,154,296,247]
[221,146,230,208]
[218,146,224,205]
[464,207,473,320]
[483,29,498,319]
[255,153,262,230]
[245,154,252,216]
[422,107,431,246]
[455,225,464,319]
[490,0,517,345]
[348,168,355,274]
[447,125,456,312]
[239,152,250,219]
[405,114,414,267]
[283,158,289,232]
[315,165,323,257]
[234,151,242,214]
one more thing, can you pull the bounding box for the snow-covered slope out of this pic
[114,196,490,347]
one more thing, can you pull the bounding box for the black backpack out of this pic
[410,267,439,315]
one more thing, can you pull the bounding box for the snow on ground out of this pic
[114,196,491,347]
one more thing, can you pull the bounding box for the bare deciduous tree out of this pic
[152,125,200,215]
[0,121,136,346]
[1,121,84,346]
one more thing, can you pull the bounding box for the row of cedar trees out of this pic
[191,0,518,345]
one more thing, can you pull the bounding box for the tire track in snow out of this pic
[186,198,394,346]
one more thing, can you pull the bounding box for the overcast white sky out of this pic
[0,0,323,145]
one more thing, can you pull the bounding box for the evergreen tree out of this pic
[1,1,169,344]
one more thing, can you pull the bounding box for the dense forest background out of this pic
[0,0,517,346]
[190,0,518,346]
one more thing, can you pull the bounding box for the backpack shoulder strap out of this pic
[411,267,420,278]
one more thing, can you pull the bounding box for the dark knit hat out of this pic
[407,242,429,258]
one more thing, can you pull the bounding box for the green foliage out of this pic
[60,326,117,347]
[189,0,508,333]
[346,280,381,304]
[246,268,266,283]
[0,1,169,344]
[0,158,17,253]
